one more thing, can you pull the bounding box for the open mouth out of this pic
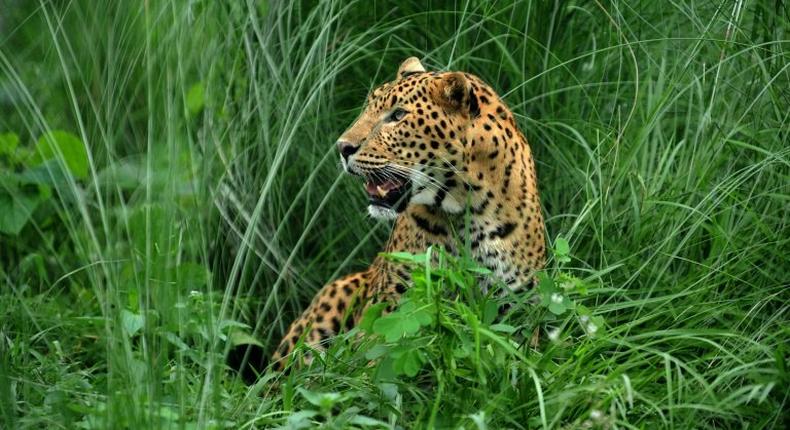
[364,173,411,211]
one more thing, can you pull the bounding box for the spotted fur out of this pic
[271,58,545,370]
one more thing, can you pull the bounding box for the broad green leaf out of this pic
[467,266,493,275]
[483,300,499,325]
[120,309,145,337]
[14,159,71,186]
[394,348,423,377]
[562,295,575,311]
[412,306,434,326]
[490,323,517,334]
[228,331,263,348]
[453,340,472,358]
[554,237,571,263]
[372,315,401,342]
[398,300,416,313]
[0,132,19,156]
[548,301,566,315]
[35,131,89,179]
[402,317,421,336]
[350,415,390,427]
[161,332,190,350]
[0,187,44,235]
[537,272,555,295]
[375,356,397,381]
[555,237,570,255]
[448,271,468,290]
[359,302,387,332]
[411,271,427,287]
[186,82,205,116]
[373,313,420,342]
[297,388,342,410]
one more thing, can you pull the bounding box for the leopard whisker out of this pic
[386,164,448,193]
[395,158,456,172]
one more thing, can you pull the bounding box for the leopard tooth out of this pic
[376,185,387,197]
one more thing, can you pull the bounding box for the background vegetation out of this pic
[1,0,788,428]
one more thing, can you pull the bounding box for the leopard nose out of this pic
[337,140,359,161]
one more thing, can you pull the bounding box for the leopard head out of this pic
[337,57,480,219]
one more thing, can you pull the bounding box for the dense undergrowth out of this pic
[0,0,788,428]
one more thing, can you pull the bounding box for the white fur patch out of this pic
[441,193,463,213]
[410,187,436,206]
[368,205,398,220]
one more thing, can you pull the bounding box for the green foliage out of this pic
[0,186,47,235]
[33,131,89,179]
[186,82,206,117]
[278,246,619,426]
[1,0,787,429]
[363,248,525,382]
[552,236,571,264]
[0,132,19,156]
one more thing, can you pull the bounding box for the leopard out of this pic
[270,57,545,370]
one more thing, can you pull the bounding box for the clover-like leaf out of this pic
[538,272,556,295]
[359,302,387,332]
[399,349,423,377]
[554,237,571,263]
[373,313,420,342]
[412,305,434,327]
[548,301,566,315]
[390,347,423,377]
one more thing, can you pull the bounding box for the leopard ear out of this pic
[436,72,472,114]
[396,57,426,80]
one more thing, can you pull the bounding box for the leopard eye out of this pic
[388,108,407,122]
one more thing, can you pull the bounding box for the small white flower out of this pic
[587,322,599,334]
[579,315,590,324]
[590,409,603,420]
[551,293,563,304]
[189,290,202,298]
[547,327,561,342]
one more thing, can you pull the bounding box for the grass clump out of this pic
[1,0,788,428]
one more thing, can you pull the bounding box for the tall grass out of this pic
[0,0,787,428]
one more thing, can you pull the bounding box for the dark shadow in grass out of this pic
[226,344,269,385]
